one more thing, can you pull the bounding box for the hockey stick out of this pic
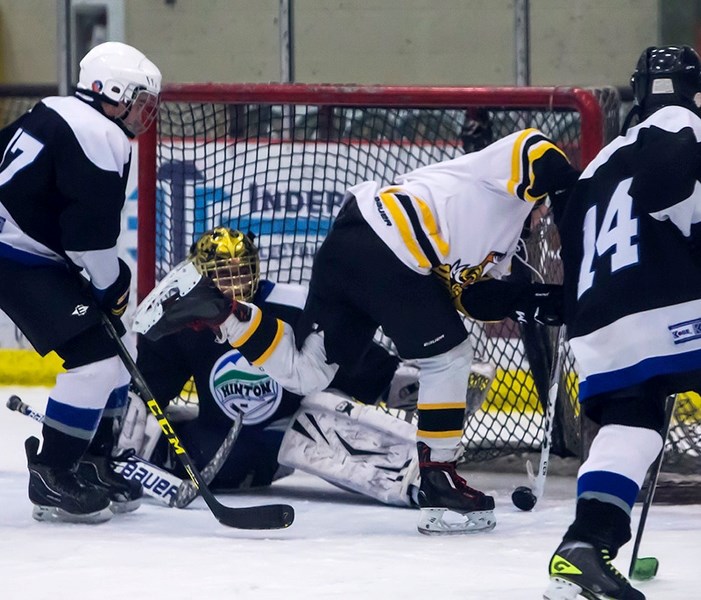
[100,312,294,530]
[6,394,183,506]
[628,394,677,581]
[170,414,243,508]
[512,325,567,511]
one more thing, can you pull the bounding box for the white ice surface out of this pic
[0,386,699,600]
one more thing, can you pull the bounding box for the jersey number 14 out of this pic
[578,178,639,298]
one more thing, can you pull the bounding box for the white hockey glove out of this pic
[278,391,420,507]
[116,391,162,461]
[383,362,420,410]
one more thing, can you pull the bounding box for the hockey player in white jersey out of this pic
[543,46,701,600]
[134,128,578,535]
[0,42,160,523]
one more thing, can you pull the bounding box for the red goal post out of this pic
[136,83,621,464]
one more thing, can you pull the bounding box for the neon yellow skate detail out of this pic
[550,555,583,576]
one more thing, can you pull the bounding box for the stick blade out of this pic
[629,556,659,581]
[215,503,295,530]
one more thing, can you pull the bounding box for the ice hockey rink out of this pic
[1,387,699,600]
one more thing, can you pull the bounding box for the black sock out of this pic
[37,425,90,469]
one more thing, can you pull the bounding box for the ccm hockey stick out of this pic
[6,394,191,507]
[628,394,677,581]
[512,325,567,511]
[100,311,294,530]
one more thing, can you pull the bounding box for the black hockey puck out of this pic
[512,486,537,511]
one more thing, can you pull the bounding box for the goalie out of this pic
[120,227,495,508]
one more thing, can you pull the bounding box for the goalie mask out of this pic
[77,41,161,137]
[631,45,701,119]
[189,227,260,301]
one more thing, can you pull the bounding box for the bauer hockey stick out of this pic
[100,312,294,530]
[512,325,567,511]
[628,394,677,581]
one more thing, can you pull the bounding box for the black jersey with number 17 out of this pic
[558,105,701,401]
[0,96,131,288]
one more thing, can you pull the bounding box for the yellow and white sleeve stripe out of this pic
[376,187,449,269]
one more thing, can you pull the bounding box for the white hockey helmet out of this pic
[77,41,162,136]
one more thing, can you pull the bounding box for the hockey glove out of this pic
[459,278,563,326]
[510,283,564,327]
[383,362,420,410]
[93,258,131,319]
[133,260,259,341]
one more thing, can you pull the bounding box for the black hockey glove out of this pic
[144,276,242,341]
[95,258,132,320]
[510,283,564,327]
[459,278,563,326]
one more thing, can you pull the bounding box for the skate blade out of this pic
[32,504,113,524]
[543,577,585,600]
[417,507,496,536]
[109,498,142,514]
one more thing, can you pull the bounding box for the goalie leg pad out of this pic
[278,392,419,507]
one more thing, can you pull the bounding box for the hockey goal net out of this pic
[134,83,699,483]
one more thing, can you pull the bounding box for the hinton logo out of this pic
[72,304,89,316]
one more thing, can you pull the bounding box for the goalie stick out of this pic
[5,394,186,508]
[170,414,243,508]
[98,312,293,529]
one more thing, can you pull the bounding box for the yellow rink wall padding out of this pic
[0,349,65,386]
[1,349,700,420]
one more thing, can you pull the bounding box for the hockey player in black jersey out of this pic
[120,227,426,507]
[134,129,578,535]
[0,42,161,523]
[543,46,701,600]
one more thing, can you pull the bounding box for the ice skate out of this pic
[544,540,645,600]
[415,442,496,535]
[79,451,143,513]
[26,437,113,524]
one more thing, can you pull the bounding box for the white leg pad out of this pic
[278,391,419,506]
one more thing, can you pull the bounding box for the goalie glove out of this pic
[133,261,245,341]
[383,362,420,410]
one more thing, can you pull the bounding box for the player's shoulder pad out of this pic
[41,96,132,176]
[258,280,308,310]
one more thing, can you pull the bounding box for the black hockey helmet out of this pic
[630,45,701,118]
